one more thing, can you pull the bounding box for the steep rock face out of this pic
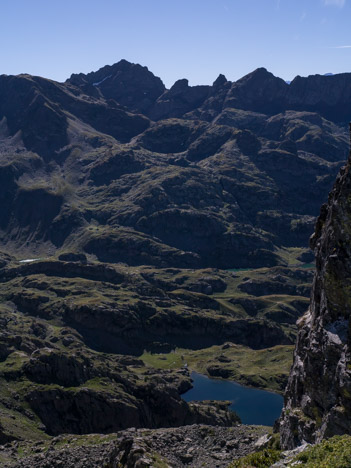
[279,136,351,449]
[224,68,289,115]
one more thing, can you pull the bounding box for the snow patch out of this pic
[19,258,41,263]
[93,75,112,86]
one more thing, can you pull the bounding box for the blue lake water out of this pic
[182,372,283,426]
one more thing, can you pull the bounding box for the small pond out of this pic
[300,263,315,269]
[182,372,283,426]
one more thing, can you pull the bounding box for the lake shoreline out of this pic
[182,371,284,426]
[181,365,286,396]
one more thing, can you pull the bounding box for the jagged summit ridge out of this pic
[67,59,351,122]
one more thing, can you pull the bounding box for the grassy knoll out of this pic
[141,343,294,393]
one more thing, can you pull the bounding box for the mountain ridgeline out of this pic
[0,60,349,268]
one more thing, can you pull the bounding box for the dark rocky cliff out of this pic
[279,126,351,449]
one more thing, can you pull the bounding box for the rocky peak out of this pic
[169,78,189,93]
[213,73,227,88]
[224,67,288,114]
[279,124,351,448]
[240,67,278,82]
[68,59,166,113]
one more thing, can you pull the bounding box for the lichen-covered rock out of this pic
[279,132,351,449]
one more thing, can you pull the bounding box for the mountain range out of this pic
[0,60,350,268]
[0,60,351,466]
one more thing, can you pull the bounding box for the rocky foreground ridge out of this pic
[1,425,270,468]
[279,128,351,449]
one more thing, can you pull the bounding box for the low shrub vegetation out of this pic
[293,435,351,468]
[228,448,281,467]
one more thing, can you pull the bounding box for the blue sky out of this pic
[1,0,350,87]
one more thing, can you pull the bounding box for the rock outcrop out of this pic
[1,424,269,468]
[279,127,351,449]
[68,59,166,114]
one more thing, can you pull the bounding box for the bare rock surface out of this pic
[1,424,269,468]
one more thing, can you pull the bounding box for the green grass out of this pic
[0,260,309,443]
[0,392,50,443]
[141,343,294,393]
[293,435,351,468]
[151,452,171,468]
[0,351,30,375]
[228,448,282,467]
[274,246,314,267]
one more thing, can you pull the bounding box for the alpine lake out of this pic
[183,372,283,426]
